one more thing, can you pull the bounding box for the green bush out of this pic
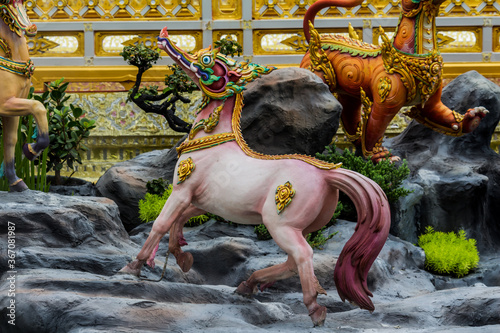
[214,37,243,58]
[316,144,412,219]
[146,178,170,196]
[32,78,95,185]
[139,185,173,223]
[139,181,210,226]
[418,226,479,278]
[306,227,339,250]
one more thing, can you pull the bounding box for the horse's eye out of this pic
[201,55,211,65]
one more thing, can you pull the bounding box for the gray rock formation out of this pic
[96,142,182,231]
[96,68,341,230]
[1,191,499,332]
[240,67,341,155]
[387,71,500,251]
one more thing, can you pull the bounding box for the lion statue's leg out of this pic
[406,86,488,136]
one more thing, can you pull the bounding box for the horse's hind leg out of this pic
[119,191,193,277]
[1,116,28,191]
[235,255,297,295]
[266,224,327,326]
[1,98,49,160]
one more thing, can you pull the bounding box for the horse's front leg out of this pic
[1,116,27,191]
[147,204,205,272]
[1,97,49,160]
[119,191,194,277]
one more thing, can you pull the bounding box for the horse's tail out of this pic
[325,167,391,311]
[303,0,365,41]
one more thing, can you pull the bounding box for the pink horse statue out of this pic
[120,27,391,326]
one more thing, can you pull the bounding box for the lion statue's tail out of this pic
[303,0,365,41]
[326,167,391,311]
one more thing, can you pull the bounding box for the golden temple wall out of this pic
[25,0,500,181]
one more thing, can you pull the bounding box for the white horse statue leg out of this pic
[120,27,391,327]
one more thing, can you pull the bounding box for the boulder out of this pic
[96,141,182,231]
[0,191,132,275]
[1,194,499,333]
[387,71,500,251]
[240,67,341,155]
[96,68,341,230]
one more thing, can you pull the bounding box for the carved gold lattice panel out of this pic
[373,27,481,52]
[437,28,482,52]
[254,28,355,55]
[212,0,242,20]
[252,0,409,19]
[95,31,202,56]
[494,27,500,52]
[212,30,243,49]
[27,32,84,57]
[27,0,201,21]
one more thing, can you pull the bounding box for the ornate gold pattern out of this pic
[307,22,337,92]
[27,32,84,57]
[275,181,296,215]
[212,0,241,20]
[359,87,375,158]
[340,118,362,142]
[28,0,202,21]
[189,101,224,139]
[380,29,443,104]
[0,37,11,58]
[378,76,392,103]
[0,56,35,78]
[95,31,202,57]
[177,132,236,157]
[177,157,195,184]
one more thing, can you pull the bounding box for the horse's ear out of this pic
[228,70,241,82]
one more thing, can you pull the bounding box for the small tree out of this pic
[121,42,197,133]
[32,78,96,185]
[214,37,243,58]
[120,37,243,133]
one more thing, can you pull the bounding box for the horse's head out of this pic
[158,27,274,100]
[0,0,37,37]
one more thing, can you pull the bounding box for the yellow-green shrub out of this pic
[138,184,209,226]
[418,226,479,278]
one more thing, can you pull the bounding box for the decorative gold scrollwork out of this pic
[177,157,195,184]
[275,181,296,215]
[189,101,224,139]
[378,76,392,103]
[380,27,443,105]
[307,22,337,92]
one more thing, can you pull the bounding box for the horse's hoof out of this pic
[235,281,257,296]
[22,143,41,161]
[309,305,327,327]
[118,260,144,277]
[9,179,28,192]
[176,252,193,272]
